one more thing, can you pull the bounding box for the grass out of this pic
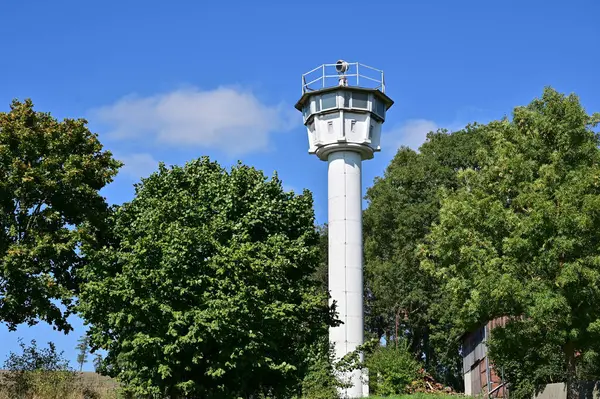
[0,370,119,399]
[0,372,459,399]
[368,394,460,399]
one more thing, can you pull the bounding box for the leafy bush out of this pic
[300,339,343,399]
[0,339,78,398]
[366,343,421,396]
[0,339,118,399]
[368,394,456,399]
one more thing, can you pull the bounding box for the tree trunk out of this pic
[564,342,578,399]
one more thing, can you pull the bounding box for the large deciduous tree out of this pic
[77,157,333,398]
[421,88,600,399]
[0,99,120,332]
[363,126,486,387]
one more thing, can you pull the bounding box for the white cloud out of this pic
[90,87,298,156]
[117,153,160,180]
[384,119,439,151]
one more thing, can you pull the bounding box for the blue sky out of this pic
[1,0,599,371]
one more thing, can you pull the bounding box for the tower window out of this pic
[303,104,311,119]
[352,92,369,109]
[343,92,351,108]
[374,98,386,118]
[321,92,337,110]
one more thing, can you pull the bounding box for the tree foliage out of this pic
[92,354,103,373]
[365,343,421,396]
[0,99,120,332]
[299,336,343,399]
[422,88,600,398]
[76,334,90,372]
[77,157,334,398]
[3,339,70,372]
[363,125,486,387]
[313,224,328,294]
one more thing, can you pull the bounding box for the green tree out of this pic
[422,88,600,399]
[0,99,121,332]
[92,353,103,373]
[363,126,486,387]
[76,334,91,372]
[77,157,334,399]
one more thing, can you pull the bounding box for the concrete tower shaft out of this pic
[328,150,365,398]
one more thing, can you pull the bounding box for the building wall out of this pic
[463,318,599,398]
[533,382,600,399]
[464,370,472,396]
[462,326,485,376]
[462,317,510,397]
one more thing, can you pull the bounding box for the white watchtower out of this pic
[295,61,393,398]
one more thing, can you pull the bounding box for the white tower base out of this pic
[328,151,367,398]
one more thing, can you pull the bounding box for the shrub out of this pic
[0,339,118,399]
[366,343,421,396]
[300,340,343,399]
[0,339,76,398]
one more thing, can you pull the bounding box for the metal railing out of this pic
[301,62,386,94]
[489,381,509,398]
